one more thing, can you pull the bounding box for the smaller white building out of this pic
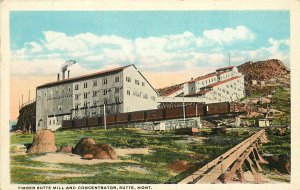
[158,66,245,104]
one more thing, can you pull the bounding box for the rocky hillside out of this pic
[237,59,290,95]
[238,59,289,84]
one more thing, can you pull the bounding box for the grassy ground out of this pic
[10,127,254,184]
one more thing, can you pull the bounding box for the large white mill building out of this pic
[35,64,158,131]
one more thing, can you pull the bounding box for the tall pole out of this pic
[104,104,107,130]
[22,94,23,106]
[182,89,186,127]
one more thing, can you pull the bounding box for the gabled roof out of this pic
[37,64,132,89]
[189,72,217,83]
[216,66,234,72]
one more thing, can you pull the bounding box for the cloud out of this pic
[11,25,289,77]
[203,25,255,45]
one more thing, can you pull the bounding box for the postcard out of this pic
[1,0,300,190]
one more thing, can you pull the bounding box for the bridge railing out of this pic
[179,129,266,184]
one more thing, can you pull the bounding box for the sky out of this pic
[9,11,290,119]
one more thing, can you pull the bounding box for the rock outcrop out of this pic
[73,137,117,160]
[27,130,57,153]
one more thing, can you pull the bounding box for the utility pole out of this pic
[29,90,30,102]
[182,88,186,127]
[104,104,107,130]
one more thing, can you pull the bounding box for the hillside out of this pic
[237,59,290,96]
[238,59,290,86]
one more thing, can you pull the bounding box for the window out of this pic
[135,80,140,85]
[93,101,97,106]
[115,97,120,103]
[93,91,97,97]
[142,82,145,86]
[143,94,148,99]
[58,105,62,111]
[103,89,108,95]
[93,81,97,86]
[151,96,156,101]
[103,98,108,105]
[68,87,71,91]
[84,82,88,88]
[75,84,79,90]
[75,104,79,109]
[84,92,88,98]
[75,94,79,100]
[84,102,88,107]
[103,78,107,85]
[115,87,119,93]
[115,76,120,82]
[126,77,131,82]
[127,90,130,95]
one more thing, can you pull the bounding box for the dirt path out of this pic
[30,148,151,165]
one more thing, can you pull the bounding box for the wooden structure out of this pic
[179,129,268,184]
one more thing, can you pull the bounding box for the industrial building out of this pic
[36,64,158,131]
[158,66,245,104]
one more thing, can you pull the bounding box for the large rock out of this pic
[73,137,117,160]
[27,130,57,153]
[72,137,96,155]
[93,144,117,159]
[59,145,73,153]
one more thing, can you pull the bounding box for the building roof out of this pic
[37,64,132,89]
[216,66,234,72]
[207,76,241,88]
[189,72,217,83]
[159,85,182,96]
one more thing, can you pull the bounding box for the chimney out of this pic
[191,78,194,81]
[57,73,60,81]
[62,71,65,80]
[68,70,70,79]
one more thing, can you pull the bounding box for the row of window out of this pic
[74,76,120,90]
[126,76,145,86]
[75,88,121,100]
[75,97,121,109]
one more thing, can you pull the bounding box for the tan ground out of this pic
[30,147,151,165]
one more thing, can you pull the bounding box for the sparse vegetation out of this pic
[10,127,258,184]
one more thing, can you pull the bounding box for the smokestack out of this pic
[62,71,65,80]
[68,70,70,79]
[57,73,60,81]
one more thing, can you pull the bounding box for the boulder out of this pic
[73,137,117,160]
[59,145,73,153]
[82,154,94,160]
[72,137,96,155]
[93,144,117,159]
[27,130,57,154]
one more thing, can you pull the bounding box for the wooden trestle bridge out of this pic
[179,129,269,184]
